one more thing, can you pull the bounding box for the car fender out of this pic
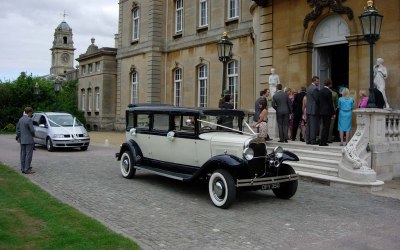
[192,154,245,179]
[116,140,143,161]
[282,150,299,162]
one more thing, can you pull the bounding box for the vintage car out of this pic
[116,104,299,208]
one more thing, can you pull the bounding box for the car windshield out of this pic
[197,114,252,134]
[47,114,83,127]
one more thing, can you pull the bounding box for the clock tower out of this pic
[50,20,75,76]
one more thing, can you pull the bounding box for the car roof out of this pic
[127,104,246,117]
[34,111,72,116]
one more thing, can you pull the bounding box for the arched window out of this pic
[131,71,138,104]
[81,89,86,111]
[227,60,239,109]
[95,87,100,111]
[132,8,140,41]
[174,68,182,106]
[63,36,68,44]
[198,65,208,107]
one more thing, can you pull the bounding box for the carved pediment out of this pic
[304,0,354,29]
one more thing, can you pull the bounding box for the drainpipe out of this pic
[164,0,169,104]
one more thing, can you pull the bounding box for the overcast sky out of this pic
[0,0,118,82]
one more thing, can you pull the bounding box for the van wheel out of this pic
[46,138,54,152]
[272,164,298,199]
[80,146,88,151]
[208,169,236,209]
[120,151,136,179]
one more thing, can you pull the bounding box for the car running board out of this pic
[136,165,193,181]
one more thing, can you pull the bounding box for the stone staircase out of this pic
[266,140,383,190]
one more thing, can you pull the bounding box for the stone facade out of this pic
[76,39,117,131]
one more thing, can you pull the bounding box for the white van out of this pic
[32,112,90,151]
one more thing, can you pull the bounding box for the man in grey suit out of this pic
[306,76,320,144]
[272,84,291,142]
[16,107,35,174]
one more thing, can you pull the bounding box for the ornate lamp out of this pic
[34,82,40,95]
[53,76,63,94]
[217,32,233,95]
[358,0,383,108]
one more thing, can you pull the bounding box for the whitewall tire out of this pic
[120,151,136,179]
[208,169,236,208]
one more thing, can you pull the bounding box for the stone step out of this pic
[267,140,343,154]
[290,162,339,177]
[297,156,339,169]
[289,148,342,161]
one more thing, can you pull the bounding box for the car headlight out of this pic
[53,134,64,138]
[83,132,89,137]
[273,146,284,158]
[243,147,254,161]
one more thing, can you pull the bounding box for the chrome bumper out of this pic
[236,174,299,187]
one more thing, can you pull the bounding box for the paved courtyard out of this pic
[1,134,399,250]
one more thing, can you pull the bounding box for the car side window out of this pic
[153,114,170,131]
[174,115,195,134]
[39,116,47,126]
[136,113,150,129]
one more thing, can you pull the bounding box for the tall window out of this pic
[174,68,182,106]
[95,87,100,111]
[81,65,86,75]
[175,0,183,33]
[199,0,208,27]
[198,65,207,107]
[88,64,93,73]
[88,88,92,111]
[81,89,86,111]
[227,60,239,109]
[132,8,140,41]
[131,72,138,104]
[228,0,239,19]
[95,62,100,72]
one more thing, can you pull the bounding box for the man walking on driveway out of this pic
[16,107,35,174]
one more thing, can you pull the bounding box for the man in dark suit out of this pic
[16,107,35,174]
[306,76,320,144]
[253,89,266,123]
[318,80,335,146]
[272,84,291,142]
[291,86,306,141]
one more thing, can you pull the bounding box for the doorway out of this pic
[312,14,350,92]
[315,44,349,92]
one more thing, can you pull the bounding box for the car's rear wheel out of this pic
[120,151,136,179]
[272,164,298,199]
[46,138,54,152]
[80,146,88,151]
[208,169,236,209]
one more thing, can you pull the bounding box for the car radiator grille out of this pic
[63,134,85,138]
[248,141,267,177]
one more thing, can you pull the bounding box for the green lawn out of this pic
[0,163,139,249]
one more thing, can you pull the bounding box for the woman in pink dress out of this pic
[358,89,369,108]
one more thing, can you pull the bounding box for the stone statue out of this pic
[373,58,389,109]
[268,68,280,97]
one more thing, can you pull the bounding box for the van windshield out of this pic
[47,115,83,127]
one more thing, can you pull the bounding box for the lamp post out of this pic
[34,82,40,95]
[217,32,233,95]
[359,0,383,108]
[53,76,63,94]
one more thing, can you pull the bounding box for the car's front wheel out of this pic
[80,146,88,151]
[208,169,236,209]
[120,151,136,179]
[46,138,54,152]
[272,164,298,199]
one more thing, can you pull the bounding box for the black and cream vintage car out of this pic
[116,104,299,208]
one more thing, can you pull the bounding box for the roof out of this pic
[56,21,72,32]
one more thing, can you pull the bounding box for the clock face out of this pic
[61,53,69,63]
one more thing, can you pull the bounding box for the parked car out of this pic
[116,104,299,208]
[32,112,90,151]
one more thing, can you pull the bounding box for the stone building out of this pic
[111,0,399,130]
[76,38,118,130]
